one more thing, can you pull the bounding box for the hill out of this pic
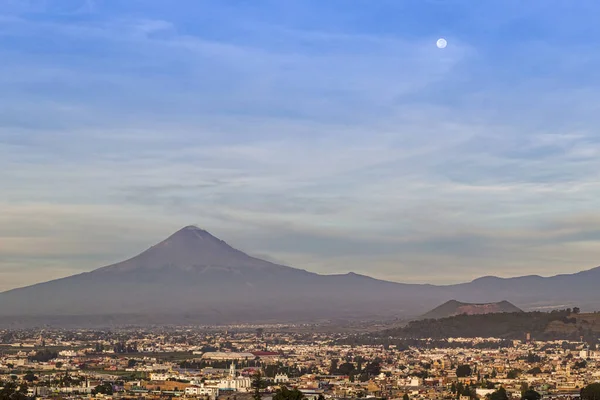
[1,225,600,327]
[382,309,600,340]
[421,300,523,319]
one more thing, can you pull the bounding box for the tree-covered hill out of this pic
[382,309,586,340]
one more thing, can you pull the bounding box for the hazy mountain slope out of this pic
[0,225,599,326]
[451,269,600,309]
[0,226,444,320]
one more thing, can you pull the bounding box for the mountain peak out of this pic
[182,224,205,231]
[179,225,211,235]
[92,224,290,276]
[167,225,220,242]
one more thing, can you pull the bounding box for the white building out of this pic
[150,372,178,381]
[476,389,496,397]
[274,373,289,384]
[185,385,219,399]
[58,350,79,358]
[217,363,252,392]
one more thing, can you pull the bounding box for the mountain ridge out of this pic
[0,225,599,326]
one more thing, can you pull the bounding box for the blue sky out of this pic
[2,0,600,290]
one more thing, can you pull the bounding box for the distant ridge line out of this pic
[0,225,598,327]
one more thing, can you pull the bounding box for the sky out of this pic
[2,0,600,291]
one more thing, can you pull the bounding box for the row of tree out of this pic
[251,372,327,400]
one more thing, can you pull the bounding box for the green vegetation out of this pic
[451,382,476,399]
[252,371,264,400]
[0,382,27,400]
[385,309,581,339]
[329,359,338,375]
[92,382,114,395]
[521,390,541,400]
[581,383,600,400]
[488,387,508,400]
[23,371,37,382]
[273,386,306,400]
[456,364,472,377]
[180,358,261,370]
[506,369,521,379]
[28,349,58,362]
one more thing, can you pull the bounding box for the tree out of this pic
[365,361,381,376]
[329,359,339,375]
[573,307,581,314]
[403,394,410,400]
[456,365,472,378]
[489,387,509,400]
[28,349,58,363]
[521,390,541,400]
[273,387,305,400]
[462,385,475,398]
[128,359,138,368]
[252,371,264,400]
[507,369,521,379]
[0,382,27,400]
[526,352,541,363]
[24,371,37,382]
[483,381,495,390]
[92,383,114,395]
[338,362,355,376]
[455,382,465,399]
[581,383,600,400]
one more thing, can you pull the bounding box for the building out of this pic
[274,373,290,384]
[202,352,256,361]
[217,363,252,392]
[185,385,219,399]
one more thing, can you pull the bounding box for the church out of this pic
[217,363,253,392]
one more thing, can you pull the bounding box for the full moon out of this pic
[436,38,447,49]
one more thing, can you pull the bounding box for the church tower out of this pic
[230,363,236,378]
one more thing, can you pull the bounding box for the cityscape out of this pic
[2,322,600,400]
[3,1,600,400]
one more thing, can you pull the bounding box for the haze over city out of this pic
[2,0,600,292]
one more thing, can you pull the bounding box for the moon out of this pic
[436,38,447,49]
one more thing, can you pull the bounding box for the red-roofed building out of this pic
[251,351,281,362]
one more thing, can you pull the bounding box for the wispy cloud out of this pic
[1,0,600,290]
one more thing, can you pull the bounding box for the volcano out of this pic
[1,225,600,327]
[0,226,438,323]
